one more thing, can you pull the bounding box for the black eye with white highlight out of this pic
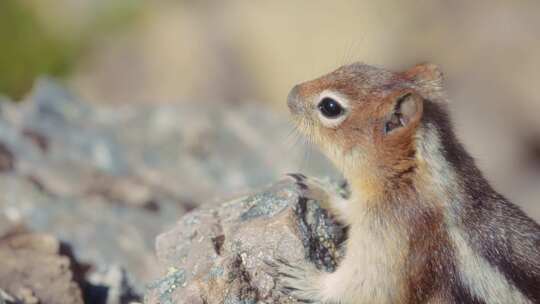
[318,97,344,118]
[316,93,349,128]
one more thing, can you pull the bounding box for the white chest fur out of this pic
[320,209,408,303]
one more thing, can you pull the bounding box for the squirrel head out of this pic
[288,62,445,182]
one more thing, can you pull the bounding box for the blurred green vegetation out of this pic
[0,0,142,100]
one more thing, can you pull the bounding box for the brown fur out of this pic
[285,62,540,303]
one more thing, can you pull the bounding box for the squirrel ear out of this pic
[403,63,444,99]
[384,92,423,134]
[404,63,443,84]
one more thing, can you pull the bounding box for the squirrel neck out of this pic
[345,101,494,215]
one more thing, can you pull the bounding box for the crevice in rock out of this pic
[294,196,346,272]
[230,255,259,301]
[211,235,225,256]
[59,242,142,304]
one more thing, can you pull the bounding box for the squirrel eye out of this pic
[318,97,344,118]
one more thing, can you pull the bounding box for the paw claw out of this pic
[296,182,308,190]
[282,286,300,292]
[287,173,306,182]
[270,256,324,303]
[278,271,299,279]
[275,257,301,270]
[263,258,277,268]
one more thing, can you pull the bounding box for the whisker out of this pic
[284,126,300,147]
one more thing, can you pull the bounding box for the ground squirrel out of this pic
[276,63,540,303]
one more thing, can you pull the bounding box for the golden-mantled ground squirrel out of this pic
[277,63,540,303]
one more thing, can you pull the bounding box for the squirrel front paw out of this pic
[287,173,348,223]
[267,257,325,303]
[287,173,344,201]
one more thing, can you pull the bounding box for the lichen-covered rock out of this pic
[145,179,346,304]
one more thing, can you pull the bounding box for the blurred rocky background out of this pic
[0,0,539,303]
[0,79,334,303]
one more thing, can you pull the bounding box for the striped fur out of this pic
[283,62,540,303]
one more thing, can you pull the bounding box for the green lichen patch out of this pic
[146,267,186,304]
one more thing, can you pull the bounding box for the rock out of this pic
[0,231,84,304]
[0,79,337,299]
[145,178,346,304]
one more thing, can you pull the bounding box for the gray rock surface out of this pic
[145,178,346,304]
[0,79,336,302]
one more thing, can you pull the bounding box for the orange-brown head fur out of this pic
[288,62,444,201]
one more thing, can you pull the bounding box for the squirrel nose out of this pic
[287,85,303,114]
